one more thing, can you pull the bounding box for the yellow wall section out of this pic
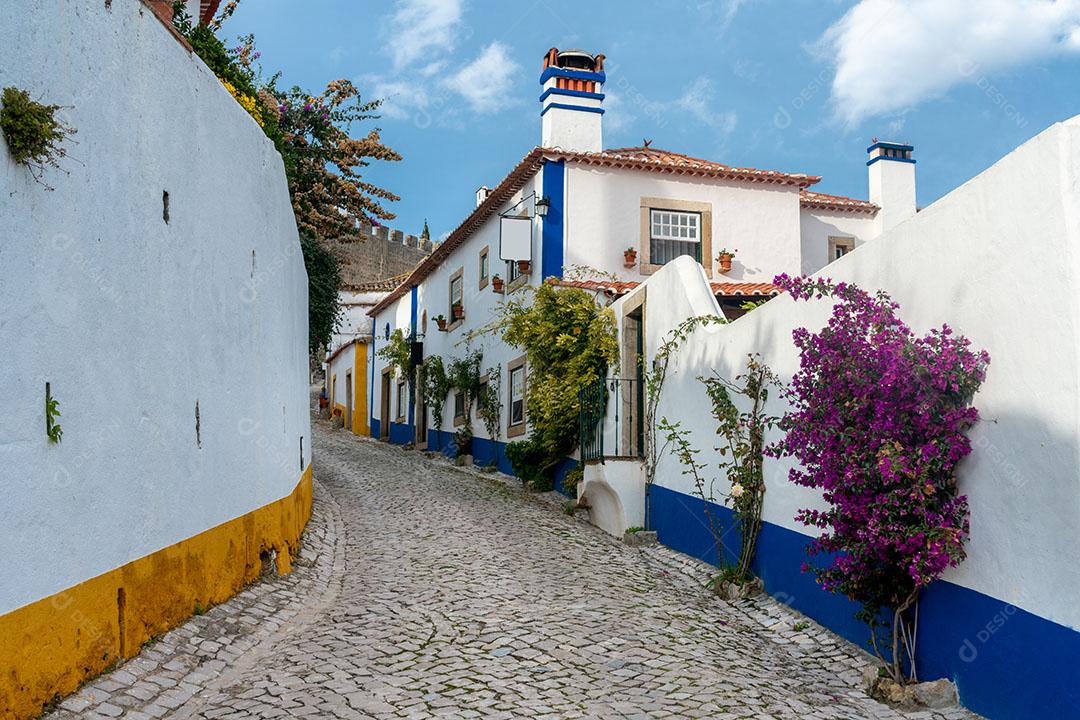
[0,466,313,720]
[353,342,369,437]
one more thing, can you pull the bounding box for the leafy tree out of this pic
[421,355,451,444]
[496,283,618,480]
[300,234,340,355]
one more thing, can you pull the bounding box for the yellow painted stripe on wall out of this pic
[353,342,369,437]
[0,466,313,720]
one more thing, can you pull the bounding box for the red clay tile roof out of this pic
[200,0,223,24]
[799,189,878,214]
[556,147,821,187]
[368,145,816,317]
[549,278,780,298]
[342,271,412,294]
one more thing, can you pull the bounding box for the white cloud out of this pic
[442,42,521,113]
[602,91,636,132]
[676,76,738,134]
[818,0,1080,125]
[386,0,463,70]
[695,0,756,32]
[371,80,431,120]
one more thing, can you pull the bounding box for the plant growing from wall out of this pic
[476,364,503,448]
[491,283,618,484]
[447,349,484,429]
[643,315,726,523]
[770,274,989,685]
[300,234,341,356]
[421,355,450,447]
[45,383,62,444]
[1,87,76,186]
[699,355,779,584]
[377,329,413,379]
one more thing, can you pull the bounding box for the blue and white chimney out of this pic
[539,48,605,153]
[867,140,917,237]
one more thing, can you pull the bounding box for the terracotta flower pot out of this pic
[492,278,504,293]
[436,319,447,331]
[517,260,531,274]
[623,251,637,268]
[717,254,734,273]
[453,305,464,320]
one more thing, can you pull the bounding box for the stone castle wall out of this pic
[329,223,433,286]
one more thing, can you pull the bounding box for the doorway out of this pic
[380,369,391,440]
[416,367,428,448]
[345,372,353,431]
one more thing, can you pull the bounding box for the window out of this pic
[448,267,464,329]
[396,380,407,421]
[650,209,701,265]
[476,379,488,419]
[479,246,490,288]
[453,390,465,424]
[509,363,525,429]
[829,236,855,261]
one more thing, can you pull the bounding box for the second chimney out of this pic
[539,47,605,153]
[867,140,917,237]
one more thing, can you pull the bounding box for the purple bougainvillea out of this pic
[770,274,989,682]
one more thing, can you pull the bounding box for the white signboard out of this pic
[500,216,532,262]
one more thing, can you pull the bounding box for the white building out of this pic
[367,47,908,468]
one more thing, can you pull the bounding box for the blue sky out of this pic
[225,0,1080,241]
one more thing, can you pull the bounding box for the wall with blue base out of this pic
[647,483,1080,720]
[425,430,576,497]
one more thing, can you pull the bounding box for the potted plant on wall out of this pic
[434,314,447,331]
[623,246,638,267]
[452,302,465,321]
[717,248,737,273]
[516,259,531,274]
[491,274,504,293]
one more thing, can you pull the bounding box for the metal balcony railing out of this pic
[579,376,644,462]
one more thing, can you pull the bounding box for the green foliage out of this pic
[562,464,583,495]
[739,298,770,312]
[1,87,76,185]
[624,526,645,534]
[476,365,502,444]
[447,350,483,431]
[299,234,341,355]
[644,315,727,501]
[378,329,412,379]
[421,355,451,437]
[45,383,62,444]
[452,425,473,457]
[505,439,552,491]
[495,283,619,477]
[699,355,780,582]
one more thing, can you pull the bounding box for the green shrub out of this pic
[505,439,552,491]
[1,87,75,183]
[562,464,583,495]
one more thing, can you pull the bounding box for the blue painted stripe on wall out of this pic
[647,483,1080,720]
[370,418,380,441]
[866,156,916,166]
[540,103,605,117]
[408,288,418,427]
[539,67,606,85]
[388,421,413,445]
[427,430,576,497]
[541,160,565,281]
[539,88,605,103]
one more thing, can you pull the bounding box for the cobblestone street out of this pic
[47,417,980,720]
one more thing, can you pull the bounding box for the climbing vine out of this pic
[300,234,341,355]
[476,364,503,447]
[377,329,412,379]
[45,383,62,444]
[1,87,76,186]
[700,355,780,584]
[492,282,618,483]
[421,355,450,446]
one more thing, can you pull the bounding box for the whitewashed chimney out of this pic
[475,186,491,207]
[868,140,917,237]
[540,47,605,153]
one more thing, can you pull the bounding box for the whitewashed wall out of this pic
[629,114,1080,632]
[798,208,877,275]
[0,0,311,614]
[371,174,544,442]
[564,165,803,282]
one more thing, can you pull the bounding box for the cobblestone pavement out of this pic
[47,417,982,720]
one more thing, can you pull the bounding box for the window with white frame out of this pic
[509,365,525,426]
[449,272,463,319]
[453,390,465,421]
[650,209,701,265]
[479,247,489,287]
[396,380,407,421]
